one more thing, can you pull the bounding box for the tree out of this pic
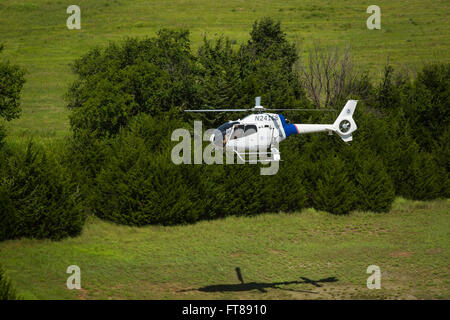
[243,17,298,67]
[66,31,199,138]
[297,43,370,109]
[238,18,306,110]
[408,152,444,200]
[0,44,26,122]
[0,142,85,241]
[0,44,26,148]
[193,18,308,128]
[402,63,450,151]
[195,37,243,127]
[355,155,395,212]
[311,154,357,215]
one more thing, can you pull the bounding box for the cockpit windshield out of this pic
[212,121,239,147]
[217,121,239,134]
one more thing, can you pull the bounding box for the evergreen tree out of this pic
[312,154,357,215]
[195,37,243,127]
[0,44,26,121]
[409,152,444,200]
[355,155,395,212]
[262,159,308,213]
[0,143,84,241]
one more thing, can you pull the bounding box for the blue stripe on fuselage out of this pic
[279,114,298,138]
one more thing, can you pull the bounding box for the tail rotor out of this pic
[333,100,358,142]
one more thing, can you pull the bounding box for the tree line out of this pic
[0,18,448,243]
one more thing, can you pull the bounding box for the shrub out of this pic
[354,155,395,212]
[0,265,19,300]
[0,142,85,241]
[261,163,308,213]
[195,18,307,127]
[431,129,450,198]
[215,164,264,217]
[0,45,26,121]
[260,142,308,213]
[91,114,310,225]
[66,30,199,138]
[92,128,205,225]
[404,63,450,151]
[407,152,445,200]
[310,154,358,215]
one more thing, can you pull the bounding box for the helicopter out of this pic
[184,97,357,162]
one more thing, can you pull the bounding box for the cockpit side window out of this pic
[231,124,258,139]
[213,121,240,147]
[244,125,257,136]
[231,125,245,139]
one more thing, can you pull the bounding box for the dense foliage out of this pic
[0,143,85,240]
[61,18,448,226]
[0,19,447,237]
[0,44,26,122]
[66,29,199,138]
[0,44,26,149]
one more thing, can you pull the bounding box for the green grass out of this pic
[0,198,448,299]
[0,0,449,143]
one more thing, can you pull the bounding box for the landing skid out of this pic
[233,147,281,163]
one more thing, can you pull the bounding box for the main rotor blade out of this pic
[184,109,250,112]
[265,108,335,112]
[184,108,336,113]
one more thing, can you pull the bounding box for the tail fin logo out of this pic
[333,100,358,142]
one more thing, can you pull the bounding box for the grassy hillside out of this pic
[0,198,448,300]
[0,0,449,143]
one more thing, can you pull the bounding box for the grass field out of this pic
[0,0,449,143]
[0,198,448,300]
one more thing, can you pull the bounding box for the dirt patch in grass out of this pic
[427,248,443,255]
[269,249,287,255]
[389,251,413,258]
[78,288,89,300]
[229,252,242,257]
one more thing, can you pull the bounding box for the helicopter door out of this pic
[256,125,273,150]
[228,124,258,151]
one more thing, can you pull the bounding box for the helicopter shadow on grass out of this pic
[179,267,338,294]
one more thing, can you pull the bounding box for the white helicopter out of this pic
[185,97,357,162]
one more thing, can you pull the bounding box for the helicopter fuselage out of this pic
[211,113,297,152]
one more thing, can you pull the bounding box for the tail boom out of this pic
[294,124,334,135]
[291,100,358,142]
